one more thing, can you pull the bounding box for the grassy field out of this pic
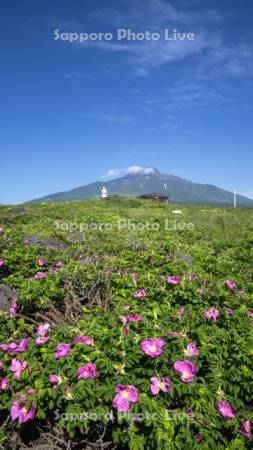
[0,199,253,449]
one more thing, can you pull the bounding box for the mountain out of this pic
[27,169,253,207]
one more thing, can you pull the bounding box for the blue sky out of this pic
[1,0,253,203]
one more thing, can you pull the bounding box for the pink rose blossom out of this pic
[0,226,4,233]
[36,336,49,346]
[34,272,46,279]
[74,336,94,345]
[204,307,219,321]
[140,338,165,358]
[37,258,45,266]
[36,323,50,337]
[127,314,142,322]
[119,316,127,326]
[11,393,36,424]
[175,306,185,317]
[194,434,203,443]
[55,343,70,359]
[77,363,97,379]
[216,400,235,419]
[0,338,29,355]
[0,378,9,391]
[239,420,252,439]
[9,359,27,380]
[225,280,236,290]
[167,275,182,285]
[173,360,196,383]
[134,289,146,298]
[187,407,194,417]
[23,239,30,245]
[112,384,138,412]
[225,308,233,316]
[55,260,64,268]
[185,342,199,357]
[150,376,170,395]
[49,374,60,386]
[0,259,6,267]
[9,299,17,318]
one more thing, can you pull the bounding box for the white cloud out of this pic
[106,166,155,177]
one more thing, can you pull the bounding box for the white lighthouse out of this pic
[101,186,108,199]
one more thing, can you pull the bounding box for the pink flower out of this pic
[37,258,45,266]
[204,307,219,321]
[9,299,17,318]
[216,400,235,419]
[23,239,30,245]
[34,272,46,279]
[187,407,194,417]
[36,323,50,337]
[0,378,9,391]
[77,362,97,379]
[127,314,142,322]
[0,338,29,355]
[55,343,70,359]
[239,420,252,439]
[112,384,138,412]
[134,289,146,298]
[123,304,130,311]
[74,336,94,345]
[225,308,233,316]
[11,393,36,424]
[0,226,4,233]
[9,358,27,380]
[49,374,60,386]
[194,434,203,443]
[225,280,236,290]
[36,336,49,346]
[119,316,127,326]
[185,342,199,357]
[55,260,64,268]
[240,289,246,295]
[167,275,182,285]
[175,306,185,317]
[0,259,6,267]
[150,376,170,395]
[140,338,165,358]
[173,360,196,384]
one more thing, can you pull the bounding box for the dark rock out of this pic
[0,284,16,311]
[23,235,69,250]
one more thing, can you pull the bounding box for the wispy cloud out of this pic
[82,111,136,124]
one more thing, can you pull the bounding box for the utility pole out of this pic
[233,190,237,208]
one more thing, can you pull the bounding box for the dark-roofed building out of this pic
[140,193,170,203]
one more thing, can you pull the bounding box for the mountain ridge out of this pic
[27,170,253,207]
